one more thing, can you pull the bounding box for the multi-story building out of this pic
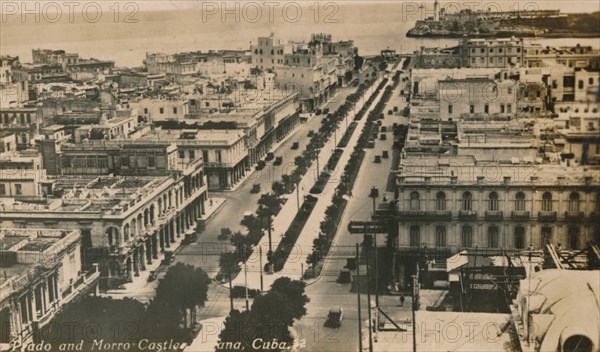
[137,129,248,190]
[0,150,51,198]
[0,107,42,150]
[0,153,207,290]
[460,37,525,68]
[251,34,293,72]
[0,228,100,348]
[32,49,79,68]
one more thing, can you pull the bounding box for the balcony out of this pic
[429,210,452,220]
[459,210,477,221]
[564,211,584,221]
[538,211,557,222]
[511,211,530,221]
[397,210,429,220]
[485,211,504,221]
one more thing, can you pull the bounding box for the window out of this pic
[500,104,505,113]
[578,80,584,89]
[15,184,22,195]
[470,105,475,113]
[448,105,453,114]
[541,227,552,245]
[541,192,552,211]
[0,184,5,195]
[410,192,420,211]
[488,226,499,248]
[488,192,499,211]
[121,157,129,167]
[189,150,195,160]
[159,108,164,114]
[410,226,420,247]
[515,192,525,211]
[436,192,446,211]
[148,156,155,168]
[144,108,148,114]
[435,226,447,247]
[568,226,580,250]
[461,226,473,247]
[589,78,594,85]
[514,226,525,249]
[462,192,472,211]
[484,104,489,114]
[202,150,209,162]
[568,192,580,212]
[216,150,222,163]
[173,107,178,114]
[508,88,512,95]
[178,150,185,159]
[507,104,512,113]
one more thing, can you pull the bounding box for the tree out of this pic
[306,251,320,277]
[271,181,285,197]
[152,263,210,328]
[230,231,251,260]
[219,251,240,279]
[313,233,327,252]
[270,277,310,321]
[217,309,252,351]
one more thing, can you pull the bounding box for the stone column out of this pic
[152,234,159,259]
[146,238,153,264]
[133,251,139,276]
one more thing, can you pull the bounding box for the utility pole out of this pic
[369,187,380,311]
[296,180,300,211]
[365,234,374,352]
[356,243,363,352]
[412,274,418,352]
[244,247,249,311]
[259,245,264,291]
[228,265,234,312]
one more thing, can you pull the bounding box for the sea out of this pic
[1,2,599,68]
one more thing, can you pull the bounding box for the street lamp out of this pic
[368,186,380,312]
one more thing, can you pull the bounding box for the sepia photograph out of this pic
[0,1,599,351]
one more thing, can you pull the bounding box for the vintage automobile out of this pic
[324,308,343,328]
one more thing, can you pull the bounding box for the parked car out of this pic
[382,150,389,159]
[380,134,387,140]
[147,271,157,282]
[256,160,266,170]
[266,152,275,161]
[315,109,322,115]
[324,308,343,328]
[308,130,315,137]
[291,142,300,150]
[337,269,352,283]
[251,183,261,193]
[323,107,330,114]
[367,140,375,149]
[381,126,387,132]
[274,156,283,166]
[374,155,382,163]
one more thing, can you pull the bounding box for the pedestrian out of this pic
[399,295,405,307]
[210,198,213,207]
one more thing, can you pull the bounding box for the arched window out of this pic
[410,225,420,247]
[488,226,499,248]
[435,226,446,247]
[488,192,499,211]
[436,192,446,211]
[462,192,472,211]
[541,192,552,211]
[461,226,473,247]
[568,192,580,212]
[515,192,525,211]
[410,191,420,211]
[569,226,580,250]
[514,226,525,249]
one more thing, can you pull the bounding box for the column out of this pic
[146,238,153,264]
[160,227,166,251]
[170,221,176,242]
[152,234,159,259]
[139,246,146,271]
[133,251,139,277]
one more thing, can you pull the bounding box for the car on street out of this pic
[308,130,315,137]
[266,152,275,161]
[256,160,266,170]
[324,308,343,328]
[315,109,322,115]
[274,156,283,166]
[323,107,330,114]
[380,134,387,140]
[374,155,382,163]
[161,251,175,266]
[382,150,389,159]
[251,183,261,193]
[292,142,300,150]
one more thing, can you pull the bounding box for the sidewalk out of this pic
[231,75,392,289]
[101,197,226,300]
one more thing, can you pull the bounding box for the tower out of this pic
[434,0,440,22]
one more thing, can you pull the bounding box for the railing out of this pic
[485,210,504,221]
[538,211,557,222]
[458,210,477,220]
[511,211,530,221]
[564,211,584,221]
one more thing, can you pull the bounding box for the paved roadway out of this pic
[295,64,411,352]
